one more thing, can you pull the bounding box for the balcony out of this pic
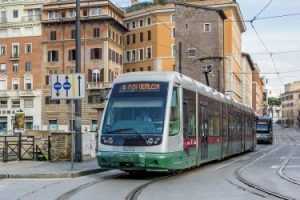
[10,54,20,61]
[22,15,41,22]
[87,82,112,90]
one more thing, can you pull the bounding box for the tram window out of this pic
[183,89,196,137]
[169,87,180,136]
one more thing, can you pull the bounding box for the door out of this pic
[199,106,208,160]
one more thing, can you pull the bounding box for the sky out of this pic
[113,0,300,97]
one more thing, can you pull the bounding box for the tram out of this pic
[97,72,256,172]
[256,116,273,144]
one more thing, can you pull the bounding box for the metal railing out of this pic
[0,135,51,162]
[87,82,112,89]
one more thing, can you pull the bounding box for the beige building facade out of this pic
[41,0,126,132]
[241,53,254,108]
[252,65,265,115]
[281,81,300,127]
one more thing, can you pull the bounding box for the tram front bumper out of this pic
[97,151,173,171]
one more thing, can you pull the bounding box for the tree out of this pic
[268,97,281,118]
[268,97,281,106]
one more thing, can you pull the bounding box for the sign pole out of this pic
[75,0,82,162]
[71,99,75,170]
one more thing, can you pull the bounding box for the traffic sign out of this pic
[51,74,85,99]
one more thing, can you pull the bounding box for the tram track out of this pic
[55,171,125,200]
[234,145,297,200]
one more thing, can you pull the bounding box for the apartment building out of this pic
[187,0,246,102]
[0,0,43,134]
[281,81,300,128]
[41,0,126,132]
[124,0,246,101]
[252,65,265,115]
[175,2,226,91]
[124,2,176,72]
[241,53,254,108]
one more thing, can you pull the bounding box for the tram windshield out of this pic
[102,82,168,135]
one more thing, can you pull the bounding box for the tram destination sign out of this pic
[119,82,161,93]
[51,74,85,99]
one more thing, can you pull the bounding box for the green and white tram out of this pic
[97,72,256,172]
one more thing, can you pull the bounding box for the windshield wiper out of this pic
[105,128,138,134]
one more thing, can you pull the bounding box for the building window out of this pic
[25,62,32,72]
[25,43,32,54]
[187,48,196,57]
[0,117,7,132]
[140,32,144,42]
[48,50,59,62]
[139,49,144,61]
[68,9,76,18]
[171,15,175,23]
[12,79,19,90]
[126,51,131,63]
[0,64,6,73]
[0,45,6,56]
[50,31,57,41]
[126,35,130,45]
[132,34,136,44]
[48,11,58,20]
[139,19,144,27]
[172,28,175,38]
[0,100,7,108]
[49,120,58,131]
[93,27,100,38]
[90,48,102,60]
[71,29,76,39]
[147,17,151,25]
[172,44,176,57]
[12,63,19,73]
[91,120,98,132]
[12,43,20,58]
[132,68,136,72]
[140,67,144,71]
[132,50,136,62]
[25,78,32,90]
[25,116,33,130]
[13,10,19,18]
[68,49,76,61]
[204,23,211,32]
[12,100,20,108]
[83,9,88,16]
[146,47,152,59]
[45,96,60,105]
[132,21,136,29]
[24,99,33,108]
[147,30,151,41]
[89,8,101,16]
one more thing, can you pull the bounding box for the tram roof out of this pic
[115,72,253,113]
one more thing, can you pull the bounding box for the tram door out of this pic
[199,106,209,161]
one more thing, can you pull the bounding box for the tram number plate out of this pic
[123,146,136,152]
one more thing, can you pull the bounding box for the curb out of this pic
[0,168,107,179]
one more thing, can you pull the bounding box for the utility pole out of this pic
[178,42,182,73]
[74,0,82,162]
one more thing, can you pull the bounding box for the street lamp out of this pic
[197,56,224,88]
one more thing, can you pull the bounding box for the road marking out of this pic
[271,165,280,169]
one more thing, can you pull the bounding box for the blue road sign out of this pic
[63,81,71,90]
[54,82,62,90]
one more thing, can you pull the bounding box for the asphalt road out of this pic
[0,125,300,200]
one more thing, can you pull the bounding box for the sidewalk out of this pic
[0,159,105,179]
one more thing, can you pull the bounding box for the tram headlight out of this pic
[146,136,161,145]
[101,136,114,145]
[146,137,154,145]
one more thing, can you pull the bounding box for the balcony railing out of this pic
[10,54,20,61]
[22,15,41,22]
[87,82,112,90]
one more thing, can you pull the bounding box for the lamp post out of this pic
[197,56,224,89]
